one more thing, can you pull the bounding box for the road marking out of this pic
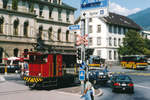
[129,73,150,76]
[135,84,150,90]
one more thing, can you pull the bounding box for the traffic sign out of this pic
[81,0,109,18]
[68,25,80,30]
[81,0,109,10]
[79,70,85,81]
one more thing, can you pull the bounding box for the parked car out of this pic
[111,74,134,93]
[88,69,109,84]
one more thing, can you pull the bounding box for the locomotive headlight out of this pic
[38,73,41,76]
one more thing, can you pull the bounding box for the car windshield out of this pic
[116,76,131,81]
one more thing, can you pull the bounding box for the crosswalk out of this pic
[0,76,5,82]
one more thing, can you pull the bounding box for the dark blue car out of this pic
[88,69,109,84]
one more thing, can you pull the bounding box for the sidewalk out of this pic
[55,85,103,97]
[0,75,5,82]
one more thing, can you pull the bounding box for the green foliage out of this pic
[12,0,18,10]
[118,30,146,55]
[143,38,150,55]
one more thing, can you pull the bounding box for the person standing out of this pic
[81,80,95,100]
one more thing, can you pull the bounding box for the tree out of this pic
[118,30,146,55]
[143,38,150,55]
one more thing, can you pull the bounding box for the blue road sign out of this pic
[81,0,109,10]
[69,25,80,30]
[79,70,85,81]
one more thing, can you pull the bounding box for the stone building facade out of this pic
[0,0,76,64]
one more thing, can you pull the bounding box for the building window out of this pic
[66,10,70,22]
[12,0,18,10]
[114,51,117,60]
[0,48,3,63]
[109,37,112,46]
[97,25,101,33]
[48,27,53,41]
[114,38,117,46]
[89,18,92,22]
[97,50,101,57]
[118,38,121,46]
[14,48,19,57]
[97,37,101,45]
[123,28,126,35]
[58,9,62,21]
[39,5,43,17]
[57,28,61,41]
[89,37,93,46]
[109,25,112,33]
[109,50,112,60]
[66,30,69,42]
[3,0,8,9]
[58,0,61,4]
[13,19,19,36]
[114,26,117,34]
[39,26,43,40]
[53,0,57,4]
[28,2,34,12]
[49,7,53,19]
[89,25,92,33]
[118,27,121,34]
[24,49,28,58]
[0,16,4,34]
[24,21,29,37]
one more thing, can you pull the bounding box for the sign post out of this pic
[80,0,109,95]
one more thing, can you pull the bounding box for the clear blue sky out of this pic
[63,0,150,19]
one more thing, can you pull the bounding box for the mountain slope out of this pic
[128,8,150,30]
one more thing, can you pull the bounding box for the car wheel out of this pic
[129,88,134,94]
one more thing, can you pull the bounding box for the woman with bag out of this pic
[81,80,95,100]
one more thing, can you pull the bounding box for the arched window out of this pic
[57,28,61,41]
[13,19,19,36]
[2,0,8,9]
[66,30,69,42]
[24,49,28,58]
[38,26,43,40]
[53,0,57,4]
[24,21,29,37]
[0,16,4,34]
[48,27,53,41]
[14,48,19,57]
[0,47,3,63]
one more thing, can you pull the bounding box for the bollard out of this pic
[5,65,7,75]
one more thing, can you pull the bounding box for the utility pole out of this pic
[80,0,109,95]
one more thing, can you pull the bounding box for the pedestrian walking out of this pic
[81,80,95,100]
